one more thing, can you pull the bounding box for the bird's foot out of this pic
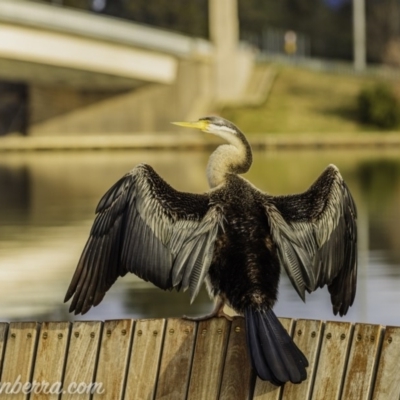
[183,299,234,321]
[182,309,234,322]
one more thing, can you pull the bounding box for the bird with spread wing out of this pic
[65,116,357,386]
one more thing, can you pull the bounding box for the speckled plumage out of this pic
[65,116,357,386]
[207,174,281,311]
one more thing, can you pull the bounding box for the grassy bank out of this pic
[221,65,400,134]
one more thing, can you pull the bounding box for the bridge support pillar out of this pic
[209,0,254,104]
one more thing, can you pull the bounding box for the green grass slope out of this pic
[221,65,397,134]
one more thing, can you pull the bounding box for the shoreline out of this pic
[1,132,400,151]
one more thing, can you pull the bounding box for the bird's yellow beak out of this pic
[172,120,209,131]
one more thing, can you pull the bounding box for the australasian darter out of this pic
[64,116,357,386]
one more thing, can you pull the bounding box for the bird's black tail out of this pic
[244,307,308,386]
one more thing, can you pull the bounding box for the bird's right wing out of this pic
[65,164,223,314]
[263,165,357,316]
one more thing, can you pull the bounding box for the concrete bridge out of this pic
[0,0,254,135]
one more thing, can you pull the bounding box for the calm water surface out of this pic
[0,148,399,326]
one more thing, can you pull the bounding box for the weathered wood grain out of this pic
[93,319,134,400]
[187,317,231,400]
[155,318,197,400]
[0,323,9,377]
[0,322,39,400]
[372,326,400,400]
[282,319,323,400]
[311,321,353,400]
[61,321,103,400]
[342,323,383,399]
[219,317,253,400]
[252,318,294,400]
[0,317,399,400]
[124,319,166,400]
[30,321,71,400]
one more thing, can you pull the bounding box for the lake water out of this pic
[0,148,399,327]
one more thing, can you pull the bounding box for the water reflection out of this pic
[0,164,30,225]
[0,149,399,326]
[356,159,400,265]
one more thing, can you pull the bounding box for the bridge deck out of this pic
[0,317,398,399]
[0,0,212,91]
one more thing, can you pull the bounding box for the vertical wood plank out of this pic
[311,321,353,400]
[124,319,166,400]
[219,317,253,400]
[0,323,9,376]
[93,319,134,400]
[187,317,231,400]
[0,322,39,400]
[282,319,324,400]
[30,322,71,400]
[155,318,197,400]
[253,318,294,400]
[372,326,400,400]
[61,321,103,400]
[342,323,382,400]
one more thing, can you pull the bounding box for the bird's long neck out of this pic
[207,130,252,188]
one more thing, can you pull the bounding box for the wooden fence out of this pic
[0,317,398,399]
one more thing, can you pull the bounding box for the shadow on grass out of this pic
[319,104,361,125]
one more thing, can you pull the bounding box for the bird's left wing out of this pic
[263,165,357,316]
[65,164,223,314]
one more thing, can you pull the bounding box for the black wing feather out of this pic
[265,164,357,316]
[65,164,222,314]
